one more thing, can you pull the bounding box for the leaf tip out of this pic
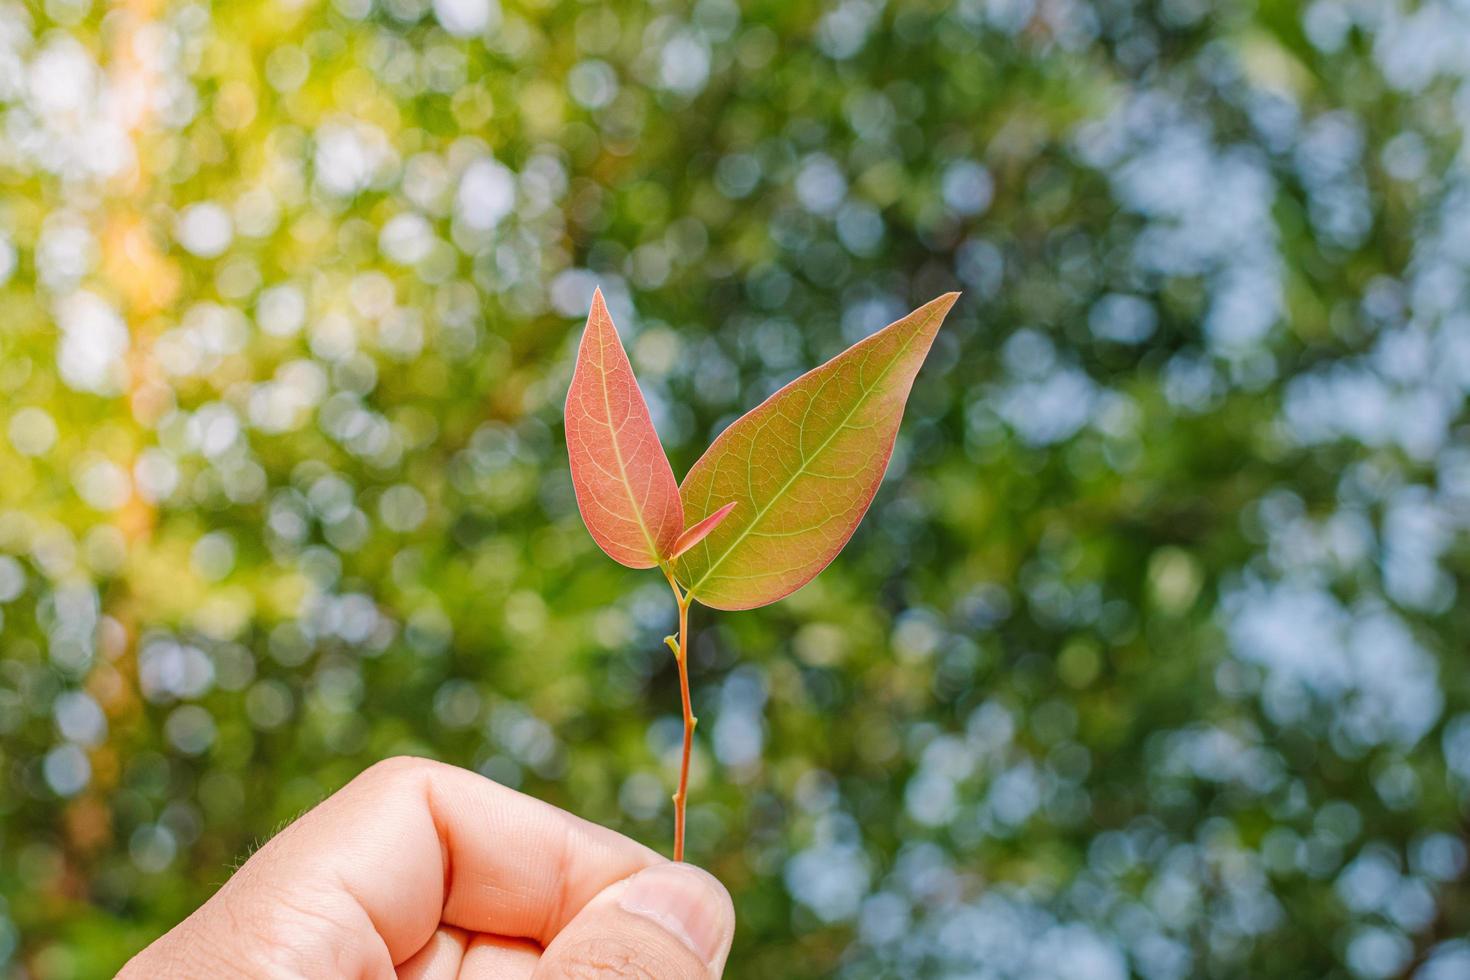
[585,287,615,335]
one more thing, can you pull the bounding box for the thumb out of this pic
[532,863,735,979]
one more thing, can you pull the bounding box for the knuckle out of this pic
[361,754,436,787]
[370,753,434,775]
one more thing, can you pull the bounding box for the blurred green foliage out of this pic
[3,0,1470,977]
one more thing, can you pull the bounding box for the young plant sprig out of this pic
[565,288,959,861]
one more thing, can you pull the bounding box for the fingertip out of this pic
[532,862,735,979]
[617,863,735,970]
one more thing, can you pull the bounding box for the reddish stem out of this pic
[662,568,696,862]
[673,592,693,861]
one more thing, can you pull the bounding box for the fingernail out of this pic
[618,863,731,965]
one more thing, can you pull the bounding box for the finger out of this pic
[396,927,469,980]
[274,757,659,952]
[125,757,661,976]
[458,934,541,979]
[532,863,734,980]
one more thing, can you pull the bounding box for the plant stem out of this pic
[661,566,696,862]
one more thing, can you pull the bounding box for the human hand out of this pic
[119,757,735,978]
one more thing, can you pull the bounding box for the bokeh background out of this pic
[3,0,1470,976]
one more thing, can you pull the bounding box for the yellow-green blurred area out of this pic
[5,0,1470,976]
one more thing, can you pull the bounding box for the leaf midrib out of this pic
[684,307,938,597]
[598,338,662,563]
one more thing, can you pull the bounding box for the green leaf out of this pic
[674,293,959,609]
[565,288,683,568]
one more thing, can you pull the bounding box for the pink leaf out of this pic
[564,288,683,568]
[668,502,738,560]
